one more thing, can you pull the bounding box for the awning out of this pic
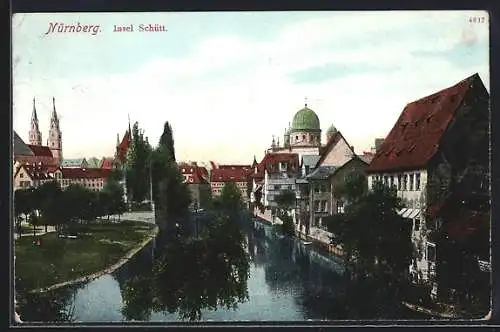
[408,209,421,219]
[402,209,413,218]
[398,208,408,216]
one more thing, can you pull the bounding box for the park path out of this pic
[14,225,56,240]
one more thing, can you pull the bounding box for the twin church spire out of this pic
[29,96,63,164]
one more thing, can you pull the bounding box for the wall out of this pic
[320,136,355,167]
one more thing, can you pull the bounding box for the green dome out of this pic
[291,105,320,132]
[326,124,338,136]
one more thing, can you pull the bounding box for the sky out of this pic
[12,11,489,164]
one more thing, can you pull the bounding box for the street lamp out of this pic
[149,158,155,217]
[193,200,198,238]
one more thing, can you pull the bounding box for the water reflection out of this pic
[121,216,250,321]
[16,282,84,322]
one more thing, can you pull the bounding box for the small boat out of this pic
[302,241,312,245]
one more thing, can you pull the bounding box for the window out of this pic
[323,200,328,212]
[389,175,394,188]
[383,176,388,186]
[397,175,402,190]
[274,185,280,190]
[409,174,414,191]
[314,201,320,212]
[427,243,436,262]
[314,185,320,193]
[337,201,344,213]
[403,174,408,190]
[19,173,24,178]
[320,184,327,192]
[414,217,420,231]
[415,173,421,190]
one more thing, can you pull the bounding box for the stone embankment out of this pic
[28,225,158,294]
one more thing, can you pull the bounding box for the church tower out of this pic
[48,97,63,165]
[29,97,42,145]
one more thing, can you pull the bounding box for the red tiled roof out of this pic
[16,164,54,181]
[27,145,53,157]
[251,153,299,180]
[59,167,112,179]
[179,165,209,184]
[100,158,114,169]
[116,130,131,163]
[210,168,248,182]
[315,131,355,167]
[367,73,484,174]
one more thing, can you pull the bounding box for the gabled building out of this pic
[295,127,369,244]
[100,157,115,169]
[54,167,113,191]
[13,163,56,190]
[250,153,299,216]
[365,73,490,295]
[178,164,211,210]
[13,164,112,192]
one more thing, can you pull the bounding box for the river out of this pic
[17,218,427,322]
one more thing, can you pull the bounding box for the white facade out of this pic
[368,169,435,283]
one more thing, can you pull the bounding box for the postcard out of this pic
[12,10,491,324]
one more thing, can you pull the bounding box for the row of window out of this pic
[313,200,328,213]
[313,184,329,193]
[373,173,421,191]
[272,184,295,191]
[291,134,320,144]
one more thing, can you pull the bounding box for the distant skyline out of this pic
[12,11,489,164]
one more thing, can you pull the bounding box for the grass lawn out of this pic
[15,220,156,292]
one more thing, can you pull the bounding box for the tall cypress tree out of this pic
[152,122,191,235]
[159,121,176,162]
[126,122,153,204]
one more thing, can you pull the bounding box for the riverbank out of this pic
[253,212,345,258]
[15,220,158,294]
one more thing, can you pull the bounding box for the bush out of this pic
[130,201,152,211]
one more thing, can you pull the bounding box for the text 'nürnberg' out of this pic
[45,22,100,35]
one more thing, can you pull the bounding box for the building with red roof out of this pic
[210,165,251,204]
[365,73,490,292]
[249,152,299,212]
[178,163,211,210]
[13,163,113,192]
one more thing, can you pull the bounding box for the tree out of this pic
[339,181,412,294]
[274,190,296,236]
[102,180,127,220]
[159,121,176,162]
[36,181,65,232]
[14,188,35,236]
[151,123,191,235]
[333,169,368,204]
[219,182,243,212]
[126,122,154,204]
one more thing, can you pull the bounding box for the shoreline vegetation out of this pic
[15,220,158,294]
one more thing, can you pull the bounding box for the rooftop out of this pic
[367,73,487,173]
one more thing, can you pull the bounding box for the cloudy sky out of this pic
[12,11,489,164]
